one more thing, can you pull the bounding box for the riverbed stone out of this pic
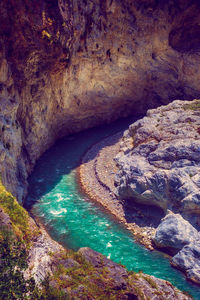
[153,212,200,254]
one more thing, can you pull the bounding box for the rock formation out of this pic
[172,241,200,285]
[153,211,200,255]
[115,100,200,218]
[77,247,192,300]
[114,99,200,283]
[0,182,191,299]
[1,0,200,201]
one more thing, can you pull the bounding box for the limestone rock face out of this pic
[25,226,63,284]
[115,99,200,283]
[0,52,26,202]
[172,241,200,284]
[115,100,200,217]
[1,1,200,200]
[153,212,200,254]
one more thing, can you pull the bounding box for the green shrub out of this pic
[0,227,36,299]
[0,181,32,241]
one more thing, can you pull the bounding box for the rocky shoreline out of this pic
[78,132,157,250]
[115,99,200,285]
[79,99,200,286]
[1,183,191,300]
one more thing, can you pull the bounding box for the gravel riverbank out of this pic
[78,132,156,250]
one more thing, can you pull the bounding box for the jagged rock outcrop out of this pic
[0,181,64,289]
[115,100,200,218]
[153,211,200,284]
[1,1,200,201]
[172,241,200,285]
[114,99,200,283]
[153,211,200,254]
[78,247,129,290]
[25,226,64,284]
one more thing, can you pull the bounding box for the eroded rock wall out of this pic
[1,0,200,200]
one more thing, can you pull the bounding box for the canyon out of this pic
[1,0,200,201]
[1,0,200,298]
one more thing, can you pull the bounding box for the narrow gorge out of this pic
[1,0,200,299]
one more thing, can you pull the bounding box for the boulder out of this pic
[172,241,200,284]
[153,212,199,254]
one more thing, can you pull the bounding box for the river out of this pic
[26,117,200,299]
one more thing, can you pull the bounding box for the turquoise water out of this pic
[26,118,200,299]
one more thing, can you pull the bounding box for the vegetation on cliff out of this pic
[0,227,36,299]
[0,182,38,299]
[0,181,192,299]
[0,1,200,297]
[0,182,30,239]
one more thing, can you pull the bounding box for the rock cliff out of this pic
[1,1,200,296]
[114,99,200,283]
[1,0,200,200]
[115,100,200,217]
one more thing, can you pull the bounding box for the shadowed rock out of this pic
[172,241,200,284]
[153,211,200,255]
